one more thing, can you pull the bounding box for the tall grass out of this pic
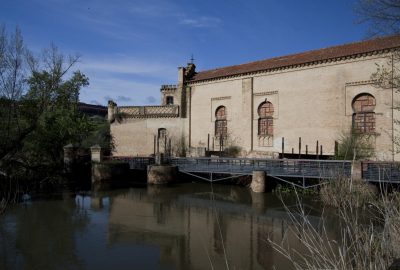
[269,184,400,270]
[0,178,20,215]
[320,175,377,208]
[0,198,5,215]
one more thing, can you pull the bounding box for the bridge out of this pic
[107,156,400,189]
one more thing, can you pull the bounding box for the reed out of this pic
[268,186,400,269]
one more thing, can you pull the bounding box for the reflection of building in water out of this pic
[104,186,326,270]
[0,193,89,270]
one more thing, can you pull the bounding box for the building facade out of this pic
[109,35,400,161]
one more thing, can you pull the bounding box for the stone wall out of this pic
[188,53,399,161]
[111,117,188,156]
[110,52,400,161]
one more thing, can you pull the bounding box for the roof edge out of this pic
[188,35,400,84]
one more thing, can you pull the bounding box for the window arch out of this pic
[166,96,174,105]
[215,106,227,138]
[258,101,274,136]
[352,93,376,134]
[158,128,167,139]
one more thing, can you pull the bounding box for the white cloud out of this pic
[180,16,222,28]
[77,55,177,106]
[80,76,162,106]
[79,56,175,77]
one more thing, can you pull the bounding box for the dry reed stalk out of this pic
[268,186,400,270]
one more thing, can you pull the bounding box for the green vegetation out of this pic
[334,130,375,160]
[223,145,242,158]
[0,25,110,208]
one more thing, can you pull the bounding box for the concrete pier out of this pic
[91,162,130,184]
[147,165,178,185]
[251,170,266,193]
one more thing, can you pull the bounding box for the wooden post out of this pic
[164,136,167,155]
[281,137,285,158]
[153,135,156,156]
[316,140,319,159]
[298,137,301,158]
[169,138,171,157]
[157,135,160,154]
[306,145,308,155]
[219,135,222,155]
[320,145,323,156]
[212,137,215,151]
[334,141,339,156]
[292,148,294,154]
[207,134,210,152]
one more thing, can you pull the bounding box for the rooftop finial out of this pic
[190,54,195,64]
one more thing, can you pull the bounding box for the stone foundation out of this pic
[147,165,178,184]
[91,161,130,184]
[251,170,266,193]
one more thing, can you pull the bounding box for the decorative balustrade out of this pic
[161,84,177,91]
[118,105,179,118]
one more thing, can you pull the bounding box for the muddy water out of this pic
[0,183,340,270]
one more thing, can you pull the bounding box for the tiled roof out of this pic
[189,35,400,83]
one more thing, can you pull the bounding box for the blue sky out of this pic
[1,0,369,106]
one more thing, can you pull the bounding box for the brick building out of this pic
[108,35,400,161]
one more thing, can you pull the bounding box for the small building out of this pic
[78,102,107,118]
[109,35,400,161]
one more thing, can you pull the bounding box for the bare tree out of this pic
[356,0,400,36]
[355,1,400,155]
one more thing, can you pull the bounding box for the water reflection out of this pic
[0,183,336,270]
[0,193,88,270]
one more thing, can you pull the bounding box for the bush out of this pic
[223,145,242,157]
[320,176,377,208]
[335,130,375,160]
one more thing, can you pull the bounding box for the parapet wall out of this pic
[118,105,179,118]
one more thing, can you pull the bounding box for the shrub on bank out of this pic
[320,176,377,208]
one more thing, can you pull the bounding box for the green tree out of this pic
[0,26,92,180]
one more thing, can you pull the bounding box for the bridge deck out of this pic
[107,156,400,184]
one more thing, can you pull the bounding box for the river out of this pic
[0,182,340,270]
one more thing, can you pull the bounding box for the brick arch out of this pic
[352,93,376,134]
[215,106,227,120]
[258,101,274,117]
[352,93,376,113]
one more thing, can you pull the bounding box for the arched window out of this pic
[158,128,166,140]
[215,106,227,138]
[258,101,274,136]
[166,96,174,105]
[352,93,376,134]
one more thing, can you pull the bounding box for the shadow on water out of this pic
[0,181,340,270]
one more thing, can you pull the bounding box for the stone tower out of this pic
[160,63,196,118]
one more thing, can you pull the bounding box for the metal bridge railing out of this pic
[362,161,400,183]
[102,156,400,183]
[105,156,155,170]
[170,157,352,179]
